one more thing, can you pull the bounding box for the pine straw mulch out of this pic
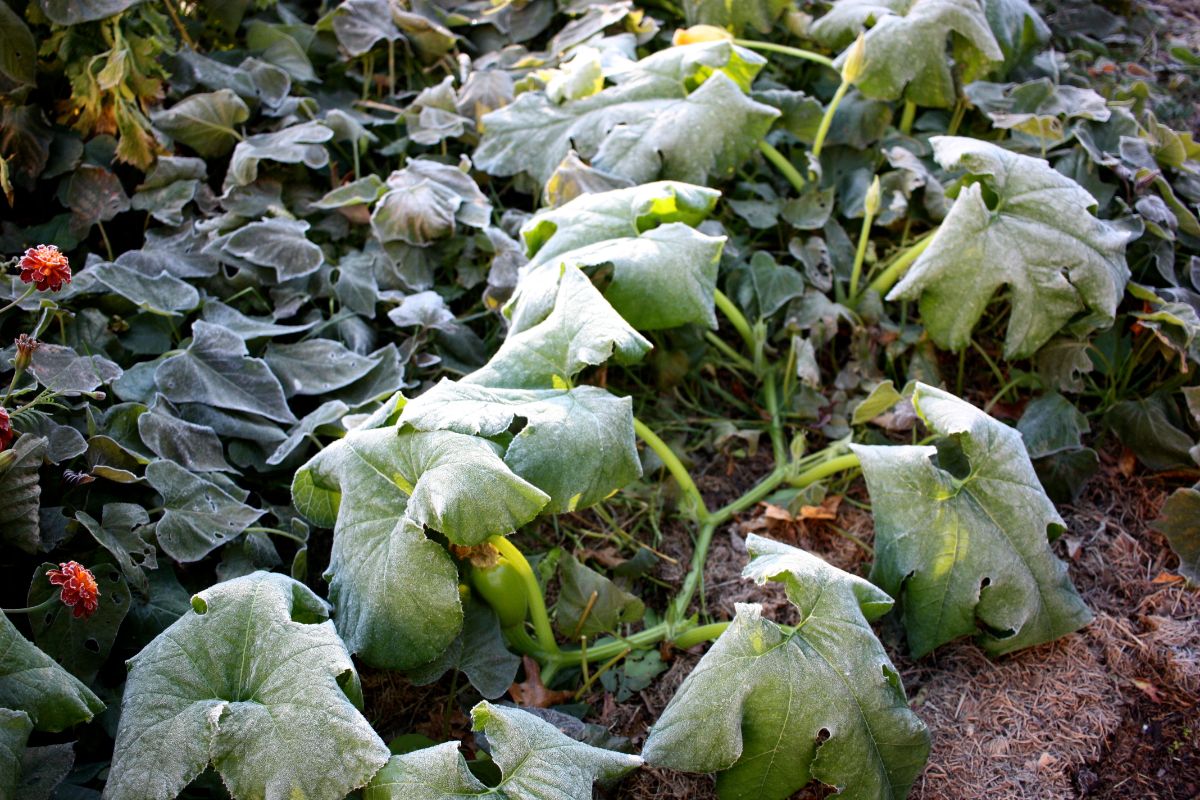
[359,449,1199,800]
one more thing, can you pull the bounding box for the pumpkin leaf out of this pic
[0,613,104,733]
[105,572,390,800]
[364,701,642,800]
[850,383,1092,656]
[888,136,1132,358]
[644,535,930,800]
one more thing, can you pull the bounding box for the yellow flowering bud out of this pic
[864,175,882,217]
[672,25,733,46]
[842,32,867,85]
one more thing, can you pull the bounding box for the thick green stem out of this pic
[712,289,756,353]
[863,230,936,302]
[634,418,709,520]
[787,452,860,488]
[3,595,58,615]
[849,207,875,299]
[704,331,755,373]
[811,79,851,162]
[758,140,806,195]
[671,621,730,649]
[489,535,560,655]
[763,370,787,471]
[899,100,917,135]
[732,39,836,69]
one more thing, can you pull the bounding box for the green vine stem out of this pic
[849,176,881,299]
[899,100,917,135]
[670,621,730,649]
[712,289,756,353]
[489,535,560,655]
[758,140,806,195]
[732,39,836,70]
[633,418,709,520]
[2,595,58,615]
[0,284,37,319]
[811,77,851,163]
[786,452,860,488]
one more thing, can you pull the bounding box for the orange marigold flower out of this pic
[0,407,11,452]
[19,245,72,292]
[47,561,100,619]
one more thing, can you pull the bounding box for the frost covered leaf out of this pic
[0,613,104,732]
[105,572,390,800]
[364,701,642,800]
[147,460,264,563]
[851,383,1092,656]
[293,421,548,667]
[294,424,548,546]
[329,0,401,57]
[644,535,929,800]
[225,120,332,187]
[88,260,201,317]
[465,266,651,389]
[154,322,296,423]
[314,174,386,209]
[508,195,725,332]
[0,435,47,554]
[982,0,1051,70]
[1151,486,1200,585]
[223,218,324,281]
[401,380,640,513]
[371,159,491,247]
[150,89,249,157]
[888,137,1132,358]
[29,345,123,394]
[35,0,144,25]
[76,503,157,596]
[265,339,382,397]
[812,0,1002,108]
[0,708,31,799]
[475,41,779,186]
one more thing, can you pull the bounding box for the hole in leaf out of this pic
[507,415,528,436]
[44,613,54,626]
[932,434,971,481]
[84,639,100,653]
[980,576,992,590]
[814,728,831,746]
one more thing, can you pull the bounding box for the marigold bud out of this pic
[842,32,867,85]
[13,334,37,372]
[672,25,733,46]
[864,175,882,217]
[47,561,101,619]
[18,244,72,292]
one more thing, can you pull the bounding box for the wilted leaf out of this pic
[851,383,1092,656]
[555,553,644,638]
[371,160,492,247]
[0,612,104,732]
[147,460,264,562]
[401,380,641,513]
[475,41,779,186]
[1105,394,1196,471]
[1151,486,1200,585]
[364,702,641,800]
[889,136,1132,358]
[812,0,1003,108]
[105,572,390,800]
[465,266,650,389]
[225,120,332,187]
[1017,392,1089,458]
[644,535,930,799]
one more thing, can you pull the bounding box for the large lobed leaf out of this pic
[506,181,725,333]
[474,41,779,187]
[292,415,549,669]
[105,572,389,800]
[401,380,641,514]
[644,535,929,799]
[364,701,642,799]
[851,383,1092,656]
[888,136,1132,358]
[812,0,1002,108]
[464,265,651,389]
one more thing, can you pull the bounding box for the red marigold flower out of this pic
[19,245,72,292]
[0,407,12,452]
[47,561,100,619]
